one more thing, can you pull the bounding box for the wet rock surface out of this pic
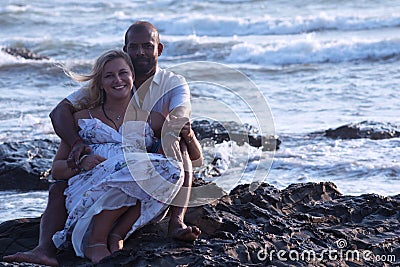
[1,181,399,266]
[324,121,400,140]
[191,120,280,151]
[1,47,49,60]
[0,139,57,191]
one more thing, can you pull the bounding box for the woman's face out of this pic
[101,57,134,101]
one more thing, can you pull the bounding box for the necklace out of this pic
[102,103,120,130]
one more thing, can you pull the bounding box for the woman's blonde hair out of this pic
[63,49,134,110]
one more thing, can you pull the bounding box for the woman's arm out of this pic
[51,109,106,180]
[51,141,106,180]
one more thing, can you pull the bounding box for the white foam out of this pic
[150,13,400,37]
[0,49,20,66]
[226,36,400,65]
[2,4,30,13]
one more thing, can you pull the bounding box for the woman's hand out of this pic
[79,154,106,171]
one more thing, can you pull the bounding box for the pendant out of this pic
[116,116,121,121]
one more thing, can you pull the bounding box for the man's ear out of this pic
[123,45,127,52]
[158,43,164,56]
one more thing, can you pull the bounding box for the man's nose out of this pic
[136,45,144,55]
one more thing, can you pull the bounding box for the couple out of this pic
[4,21,203,265]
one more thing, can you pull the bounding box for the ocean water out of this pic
[0,0,399,223]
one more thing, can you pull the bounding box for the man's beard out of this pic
[133,58,155,75]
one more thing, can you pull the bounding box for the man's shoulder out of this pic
[156,67,187,86]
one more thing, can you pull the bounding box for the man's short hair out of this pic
[124,21,160,45]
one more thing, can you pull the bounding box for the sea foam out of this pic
[150,13,400,36]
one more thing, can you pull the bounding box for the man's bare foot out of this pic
[3,246,59,267]
[168,218,201,242]
[108,233,124,253]
[84,243,111,263]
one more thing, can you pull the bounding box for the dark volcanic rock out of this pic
[325,121,400,140]
[0,139,58,191]
[192,120,280,151]
[1,182,399,266]
[1,47,49,60]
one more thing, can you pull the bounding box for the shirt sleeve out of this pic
[168,78,191,116]
[66,87,90,107]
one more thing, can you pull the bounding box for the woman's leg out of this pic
[85,207,129,263]
[108,201,141,253]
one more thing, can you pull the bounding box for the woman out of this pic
[51,49,196,263]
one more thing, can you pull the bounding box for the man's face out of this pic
[124,29,161,77]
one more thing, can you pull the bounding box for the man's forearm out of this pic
[49,98,79,146]
[186,135,203,167]
[169,106,203,165]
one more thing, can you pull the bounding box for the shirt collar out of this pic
[132,67,161,92]
[152,66,162,86]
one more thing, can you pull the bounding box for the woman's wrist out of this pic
[78,154,89,172]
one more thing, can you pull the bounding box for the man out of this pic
[4,21,202,267]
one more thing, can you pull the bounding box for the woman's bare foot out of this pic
[168,218,201,242]
[84,243,111,263]
[108,233,124,253]
[3,246,59,267]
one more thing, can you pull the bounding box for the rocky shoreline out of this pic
[0,121,399,266]
[1,181,399,266]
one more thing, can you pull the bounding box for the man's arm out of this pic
[49,98,79,146]
[168,106,203,166]
[49,98,90,168]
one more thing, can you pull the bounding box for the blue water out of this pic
[0,0,399,222]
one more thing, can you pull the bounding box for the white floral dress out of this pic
[52,118,184,257]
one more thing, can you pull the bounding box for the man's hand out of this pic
[166,115,194,144]
[161,133,183,162]
[161,115,187,162]
[66,140,91,170]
